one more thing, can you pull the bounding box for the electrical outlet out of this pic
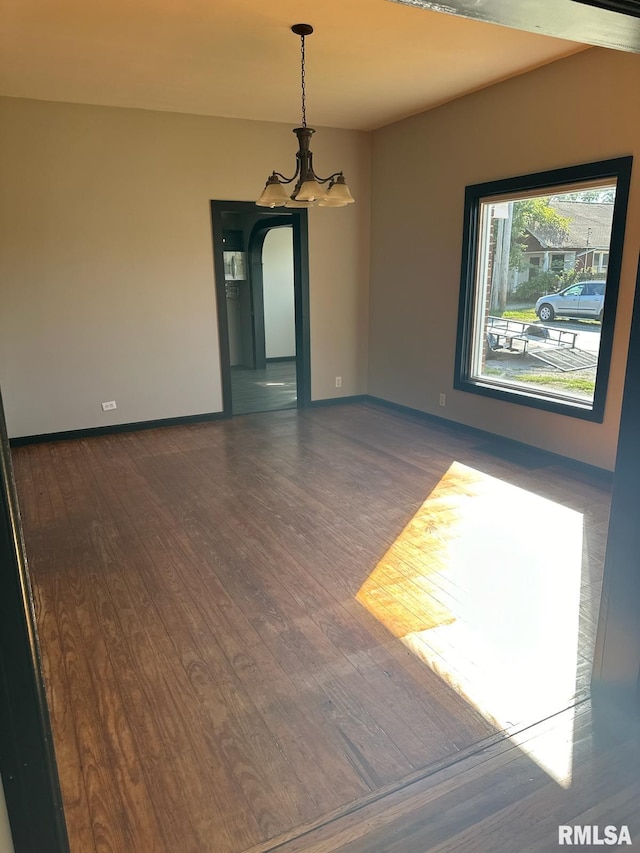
[101,400,117,411]
[439,393,446,407]
[335,376,342,388]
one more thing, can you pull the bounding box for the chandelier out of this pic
[256,24,355,209]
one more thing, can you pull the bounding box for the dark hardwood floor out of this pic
[263,699,640,852]
[11,402,613,852]
[231,360,297,414]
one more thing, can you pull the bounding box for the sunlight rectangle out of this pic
[356,461,583,786]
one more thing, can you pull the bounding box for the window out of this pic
[593,251,609,272]
[454,157,632,422]
[584,282,605,297]
[528,257,541,280]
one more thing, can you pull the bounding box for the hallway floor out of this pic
[231,359,297,414]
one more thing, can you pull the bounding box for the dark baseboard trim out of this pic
[309,395,369,408]
[265,356,297,363]
[9,411,225,447]
[364,395,613,483]
[10,396,613,483]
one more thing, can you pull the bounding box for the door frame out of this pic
[210,201,311,416]
[0,391,70,852]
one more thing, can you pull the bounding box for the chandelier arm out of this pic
[272,169,299,184]
[312,171,345,185]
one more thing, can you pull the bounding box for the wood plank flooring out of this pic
[231,360,297,414]
[263,699,640,852]
[11,402,611,852]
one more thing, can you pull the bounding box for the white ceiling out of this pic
[0,0,588,131]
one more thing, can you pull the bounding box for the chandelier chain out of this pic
[255,24,354,208]
[300,33,307,128]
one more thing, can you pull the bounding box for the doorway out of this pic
[210,201,311,417]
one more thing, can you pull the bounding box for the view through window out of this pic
[455,158,632,421]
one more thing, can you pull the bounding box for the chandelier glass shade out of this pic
[256,25,355,209]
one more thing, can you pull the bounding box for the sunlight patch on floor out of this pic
[356,461,583,787]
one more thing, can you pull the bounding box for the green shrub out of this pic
[556,268,603,288]
[514,272,559,301]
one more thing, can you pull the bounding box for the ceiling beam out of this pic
[388,0,640,52]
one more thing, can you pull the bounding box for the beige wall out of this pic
[0,778,13,853]
[0,98,370,438]
[369,47,640,471]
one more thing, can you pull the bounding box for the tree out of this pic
[509,198,572,271]
[489,198,571,311]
